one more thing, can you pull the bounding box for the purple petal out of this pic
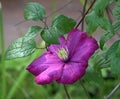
[67,29,98,62]
[67,29,86,56]
[26,52,61,76]
[59,36,67,45]
[48,44,60,55]
[48,36,67,54]
[35,62,64,85]
[57,62,87,84]
[70,37,98,62]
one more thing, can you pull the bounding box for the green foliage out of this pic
[89,51,110,69]
[6,38,36,59]
[6,2,76,59]
[85,0,114,49]
[24,2,46,21]
[112,1,120,20]
[85,11,99,34]
[41,27,61,45]
[102,1,120,73]
[83,66,104,88]
[41,14,76,45]
[105,40,120,74]
[51,15,76,34]
[100,0,120,49]
[85,0,113,34]
[2,1,120,99]
[99,29,114,49]
[112,0,120,34]
[24,26,42,41]
[4,49,43,70]
[6,25,42,59]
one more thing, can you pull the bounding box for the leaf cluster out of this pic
[6,2,76,59]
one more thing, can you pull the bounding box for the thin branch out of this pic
[47,0,73,18]
[81,0,88,31]
[106,82,120,99]
[80,80,91,99]
[36,47,45,49]
[63,85,70,99]
[106,6,112,23]
[76,10,83,21]
[15,0,73,26]
[75,0,96,29]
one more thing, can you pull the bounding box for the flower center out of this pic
[57,47,69,61]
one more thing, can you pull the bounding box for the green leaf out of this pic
[85,0,114,49]
[24,2,46,21]
[83,66,104,88]
[113,20,120,32]
[106,40,120,56]
[85,0,113,35]
[99,18,114,49]
[6,38,36,59]
[89,51,110,69]
[105,40,120,74]
[100,0,120,49]
[5,48,43,70]
[112,0,120,32]
[41,27,61,45]
[24,26,42,41]
[51,14,76,34]
[112,0,120,20]
[100,30,114,49]
[93,0,110,16]
[85,11,99,34]
[111,55,120,74]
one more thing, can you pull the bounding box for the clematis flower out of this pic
[26,29,98,85]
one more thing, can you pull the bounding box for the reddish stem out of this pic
[75,0,96,29]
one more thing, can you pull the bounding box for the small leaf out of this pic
[51,14,76,34]
[93,0,110,16]
[89,51,110,69]
[6,38,36,59]
[99,0,120,49]
[85,0,113,34]
[5,48,43,70]
[111,0,120,32]
[85,0,114,48]
[85,11,99,34]
[111,55,120,74]
[41,27,61,45]
[24,2,46,21]
[113,20,120,32]
[112,0,120,20]
[100,30,114,49]
[24,26,42,41]
[105,40,120,74]
[106,40,120,56]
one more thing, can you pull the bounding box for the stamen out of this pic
[57,47,69,61]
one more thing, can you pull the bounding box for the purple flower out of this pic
[26,29,98,85]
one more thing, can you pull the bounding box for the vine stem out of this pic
[0,2,6,99]
[106,82,120,99]
[47,0,73,18]
[80,80,91,99]
[75,0,96,29]
[106,7,112,23]
[81,0,87,31]
[15,0,73,26]
[63,85,70,99]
